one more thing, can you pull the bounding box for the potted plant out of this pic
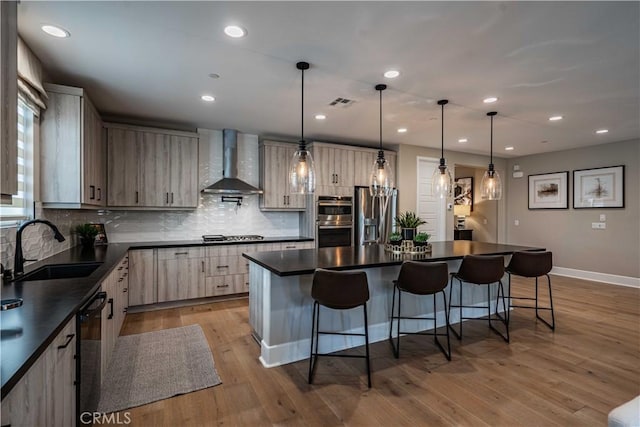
[75,224,98,248]
[395,211,426,241]
[388,232,403,246]
[413,232,430,247]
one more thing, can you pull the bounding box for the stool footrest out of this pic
[316,331,366,337]
[314,353,368,359]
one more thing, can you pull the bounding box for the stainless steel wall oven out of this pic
[316,196,353,248]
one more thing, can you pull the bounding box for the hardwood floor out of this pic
[110,275,639,426]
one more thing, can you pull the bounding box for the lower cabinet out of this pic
[157,247,205,302]
[101,254,129,381]
[1,318,77,427]
[129,249,156,306]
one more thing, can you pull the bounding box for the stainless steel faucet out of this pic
[13,219,66,277]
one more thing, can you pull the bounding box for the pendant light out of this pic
[289,61,316,194]
[480,111,503,200]
[369,84,394,197]
[431,99,453,198]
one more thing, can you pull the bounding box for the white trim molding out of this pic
[551,267,640,288]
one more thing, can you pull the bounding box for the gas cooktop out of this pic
[202,234,265,242]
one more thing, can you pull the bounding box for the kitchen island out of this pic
[243,241,544,367]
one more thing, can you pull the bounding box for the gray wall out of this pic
[454,166,497,243]
[506,139,639,278]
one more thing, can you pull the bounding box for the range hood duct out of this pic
[202,129,263,195]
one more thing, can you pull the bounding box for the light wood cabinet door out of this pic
[353,149,376,187]
[139,131,170,207]
[157,247,205,302]
[128,249,157,306]
[101,273,117,381]
[311,144,333,188]
[107,128,140,206]
[0,0,18,202]
[1,318,76,427]
[260,141,306,210]
[169,135,199,207]
[82,97,105,206]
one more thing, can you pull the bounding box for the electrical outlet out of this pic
[514,219,519,226]
[483,218,488,225]
[600,214,606,221]
[592,222,606,229]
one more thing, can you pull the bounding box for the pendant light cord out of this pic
[441,103,444,159]
[490,113,493,165]
[379,89,382,151]
[300,67,304,146]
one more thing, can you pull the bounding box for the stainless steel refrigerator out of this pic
[354,186,398,246]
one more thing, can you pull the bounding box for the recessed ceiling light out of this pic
[384,70,400,79]
[505,146,514,151]
[483,97,498,104]
[596,129,609,134]
[224,25,246,38]
[458,138,468,143]
[201,95,215,102]
[315,114,326,120]
[549,115,563,121]
[41,24,70,38]
[208,73,220,79]
[397,128,407,133]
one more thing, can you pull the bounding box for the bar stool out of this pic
[389,261,451,360]
[448,255,509,342]
[504,251,555,330]
[308,268,372,388]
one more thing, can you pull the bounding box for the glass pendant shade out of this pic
[289,146,315,194]
[481,168,502,200]
[480,111,502,200]
[431,165,453,199]
[369,154,394,197]
[289,61,316,194]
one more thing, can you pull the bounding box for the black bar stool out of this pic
[308,268,372,388]
[448,255,509,342]
[389,261,451,360]
[504,251,555,330]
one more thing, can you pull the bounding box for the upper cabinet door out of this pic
[107,127,139,207]
[353,149,376,187]
[139,131,170,207]
[169,135,199,208]
[259,140,306,211]
[0,1,18,203]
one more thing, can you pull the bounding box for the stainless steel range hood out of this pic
[202,129,263,195]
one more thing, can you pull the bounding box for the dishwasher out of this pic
[77,289,107,422]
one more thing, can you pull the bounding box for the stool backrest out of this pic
[396,261,449,295]
[456,255,505,284]
[507,251,553,277]
[312,269,370,309]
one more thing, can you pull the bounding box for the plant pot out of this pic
[413,240,429,247]
[401,228,416,241]
[389,239,403,246]
[80,237,95,248]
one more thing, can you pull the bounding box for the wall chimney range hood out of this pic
[202,129,263,195]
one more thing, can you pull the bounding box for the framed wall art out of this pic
[528,171,569,209]
[454,177,473,211]
[573,165,625,209]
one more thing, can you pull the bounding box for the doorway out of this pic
[416,157,446,241]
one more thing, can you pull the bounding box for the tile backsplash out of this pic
[0,129,303,270]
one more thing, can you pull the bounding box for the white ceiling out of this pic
[18,1,640,158]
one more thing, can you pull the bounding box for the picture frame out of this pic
[90,223,109,245]
[573,165,625,209]
[454,177,473,211]
[528,171,569,210]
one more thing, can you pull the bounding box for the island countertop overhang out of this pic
[242,241,545,277]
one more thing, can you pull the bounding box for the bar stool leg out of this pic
[535,274,555,330]
[363,302,372,388]
[488,281,509,342]
[448,276,463,340]
[433,290,452,360]
[388,285,400,358]
[308,301,320,384]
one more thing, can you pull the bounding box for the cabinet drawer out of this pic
[207,255,243,276]
[205,274,245,296]
[157,247,203,260]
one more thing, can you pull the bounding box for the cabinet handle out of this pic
[123,308,127,313]
[216,265,229,269]
[123,288,128,292]
[108,298,114,319]
[216,284,230,288]
[97,188,102,201]
[283,195,286,205]
[202,260,205,273]
[89,185,95,200]
[166,192,169,204]
[175,252,188,255]
[135,191,139,204]
[118,278,123,282]
[171,192,174,204]
[285,245,296,249]
[58,334,75,349]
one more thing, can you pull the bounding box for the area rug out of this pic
[97,324,221,413]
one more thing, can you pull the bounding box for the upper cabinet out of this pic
[106,123,199,209]
[0,1,18,204]
[309,142,397,196]
[259,140,306,211]
[41,84,106,208]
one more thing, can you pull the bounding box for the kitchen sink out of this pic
[16,262,103,281]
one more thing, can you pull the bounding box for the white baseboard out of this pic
[551,267,640,288]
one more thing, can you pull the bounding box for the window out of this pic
[0,98,34,225]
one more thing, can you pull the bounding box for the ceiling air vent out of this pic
[329,97,356,108]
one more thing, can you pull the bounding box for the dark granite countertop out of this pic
[0,235,312,399]
[242,241,545,276]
